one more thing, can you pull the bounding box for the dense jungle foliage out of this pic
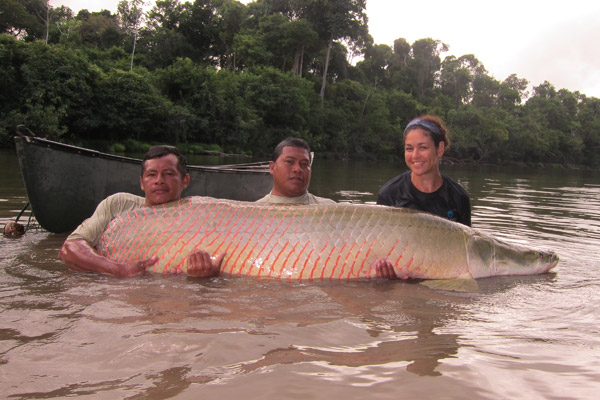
[1,0,599,167]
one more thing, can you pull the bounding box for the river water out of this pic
[1,149,599,399]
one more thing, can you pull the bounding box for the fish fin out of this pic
[420,278,479,293]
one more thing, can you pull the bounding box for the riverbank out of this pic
[2,136,598,171]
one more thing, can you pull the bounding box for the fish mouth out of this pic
[548,252,560,270]
[540,250,560,271]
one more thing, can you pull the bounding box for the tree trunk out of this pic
[299,44,304,78]
[45,0,49,44]
[293,44,305,77]
[320,34,333,104]
[130,31,137,71]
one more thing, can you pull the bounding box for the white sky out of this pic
[52,0,600,98]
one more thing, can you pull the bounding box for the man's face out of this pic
[269,146,311,198]
[140,154,190,206]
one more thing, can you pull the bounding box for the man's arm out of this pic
[59,238,157,277]
[59,193,152,277]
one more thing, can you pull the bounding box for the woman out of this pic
[377,115,471,226]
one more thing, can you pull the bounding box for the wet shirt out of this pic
[256,192,335,205]
[377,171,471,226]
[67,192,146,246]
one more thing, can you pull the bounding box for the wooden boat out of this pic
[14,134,272,233]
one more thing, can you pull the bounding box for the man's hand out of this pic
[373,258,399,280]
[119,257,158,277]
[187,251,226,278]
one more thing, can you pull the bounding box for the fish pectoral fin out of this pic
[420,278,479,293]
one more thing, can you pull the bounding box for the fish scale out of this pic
[97,196,559,281]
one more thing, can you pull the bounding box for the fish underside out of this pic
[97,197,558,290]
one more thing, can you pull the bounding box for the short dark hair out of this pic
[272,137,311,162]
[141,145,188,177]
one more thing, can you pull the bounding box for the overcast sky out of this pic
[51,0,600,98]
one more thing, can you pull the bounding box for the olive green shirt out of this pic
[256,192,335,205]
[67,192,146,246]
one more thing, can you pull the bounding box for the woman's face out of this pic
[404,128,445,176]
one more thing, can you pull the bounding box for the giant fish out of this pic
[97,197,558,288]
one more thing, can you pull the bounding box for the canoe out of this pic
[14,134,272,233]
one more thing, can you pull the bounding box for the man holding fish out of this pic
[59,145,223,278]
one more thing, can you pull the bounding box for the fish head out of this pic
[529,248,559,272]
[468,233,559,278]
[492,239,559,276]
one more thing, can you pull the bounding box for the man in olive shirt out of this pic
[256,137,334,205]
[59,145,224,278]
[254,138,405,279]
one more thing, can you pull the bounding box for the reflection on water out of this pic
[1,150,600,398]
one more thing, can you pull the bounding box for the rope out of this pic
[15,202,30,223]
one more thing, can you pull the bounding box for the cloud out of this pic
[367,0,600,98]
[513,13,600,96]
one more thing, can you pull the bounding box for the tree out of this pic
[261,15,318,75]
[177,0,221,64]
[118,0,146,70]
[212,0,248,70]
[577,96,600,166]
[440,55,471,107]
[240,66,313,149]
[449,106,509,163]
[440,54,486,107]
[286,18,318,76]
[521,82,584,164]
[393,38,410,67]
[471,74,499,108]
[0,0,46,40]
[357,43,393,86]
[71,10,122,49]
[143,0,194,69]
[46,6,75,44]
[145,0,183,31]
[409,38,447,100]
[385,37,412,93]
[94,68,173,142]
[296,0,369,102]
[498,74,528,109]
[0,37,98,140]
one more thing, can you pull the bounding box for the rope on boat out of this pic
[15,202,29,223]
[3,202,45,237]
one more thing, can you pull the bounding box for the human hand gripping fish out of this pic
[373,259,405,280]
[186,250,226,278]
